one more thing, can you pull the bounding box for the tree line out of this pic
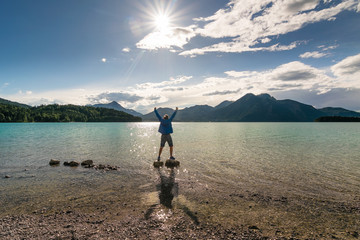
[315,116,360,122]
[0,104,142,122]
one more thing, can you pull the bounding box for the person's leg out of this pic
[158,134,166,160]
[170,146,173,157]
[158,147,163,158]
[167,135,174,159]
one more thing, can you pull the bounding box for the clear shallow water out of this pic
[1,122,360,237]
[1,122,360,197]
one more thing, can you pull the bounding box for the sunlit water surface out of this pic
[1,122,359,237]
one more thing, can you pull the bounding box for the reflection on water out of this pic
[144,168,177,220]
[157,168,178,208]
[144,167,199,225]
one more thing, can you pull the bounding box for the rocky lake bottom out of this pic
[1,161,359,240]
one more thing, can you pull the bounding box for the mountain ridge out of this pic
[142,93,360,122]
[1,93,360,122]
[91,101,142,117]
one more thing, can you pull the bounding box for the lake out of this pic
[0,122,359,238]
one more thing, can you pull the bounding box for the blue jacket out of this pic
[155,108,177,135]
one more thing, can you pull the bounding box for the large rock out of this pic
[64,161,79,167]
[153,161,164,168]
[165,159,180,168]
[69,161,79,167]
[81,160,94,167]
[49,159,60,166]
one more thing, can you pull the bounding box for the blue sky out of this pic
[1,0,360,113]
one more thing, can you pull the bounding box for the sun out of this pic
[154,14,170,32]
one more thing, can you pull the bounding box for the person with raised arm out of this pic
[154,107,178,161]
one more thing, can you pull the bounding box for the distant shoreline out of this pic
[315,116,360,122]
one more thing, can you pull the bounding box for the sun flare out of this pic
[154,14,170,32]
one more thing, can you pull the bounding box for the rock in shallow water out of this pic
[165,159,180,168]
[64,161,79,167]
[81,160,93,167]
[153,161,164,168]
[49,159,60,166]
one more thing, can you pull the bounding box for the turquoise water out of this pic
[1,122,359,237]
[1,122,360,197]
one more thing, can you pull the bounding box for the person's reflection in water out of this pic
[157,168,178,208]
[145,167,199,225]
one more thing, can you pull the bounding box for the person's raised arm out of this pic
[154,107,162,121]
[170,107,178,121]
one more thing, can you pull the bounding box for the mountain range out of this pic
[2,93,360,122]
[141,93,360,122]
[91,101,142,117]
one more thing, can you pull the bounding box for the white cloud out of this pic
[331,53,360,76]
[331,53,360,88]
[203,88,241,96]
[122,47,131,53]
[319,44,338,51]
[180,0,358,56]
[4,55,360,112]
[136,75,192,89]
[300,51,328,58]
[1,82,10,91]
[136,26,196,50]
[89,92,144,104]
[261,37,272,43]
[180,40,300,56]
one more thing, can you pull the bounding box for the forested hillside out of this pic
[0,104,141,122]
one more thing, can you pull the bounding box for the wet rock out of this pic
[153,161,164,168]
[49,159,60,166]
[69,161,79,167]
[98,164,105,170]
[108,165,118,170]
[93,164,119,171]
[165,159,180,168]
[81,160,93,167]
[64,161,79,167]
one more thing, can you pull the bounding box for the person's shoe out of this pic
[169,156,175,160]
[157,156,161,161]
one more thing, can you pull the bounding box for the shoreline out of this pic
[1,166,359,239]
[0,209,263,240]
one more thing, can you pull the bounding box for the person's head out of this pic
[163,114,169,120]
